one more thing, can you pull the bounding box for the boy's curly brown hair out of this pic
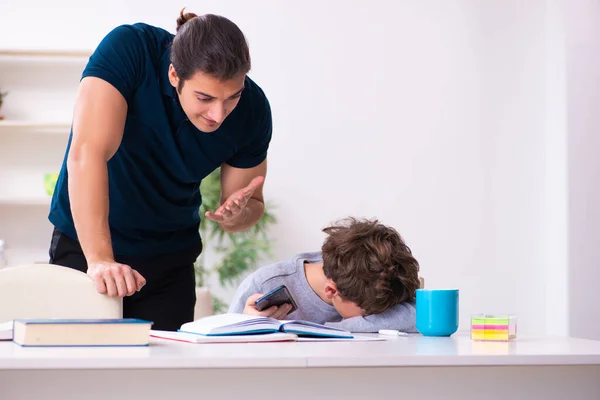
[321,218,420,315]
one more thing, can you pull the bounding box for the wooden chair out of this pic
[0,263,121,322]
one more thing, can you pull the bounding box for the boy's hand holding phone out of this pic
[243,293,293,320]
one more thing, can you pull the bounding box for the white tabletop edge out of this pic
[305,354,600,368]
[2,355,600,371]
[2,334,600,370]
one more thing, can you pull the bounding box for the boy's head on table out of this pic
[316,217,420,318]
[235,217,421,321]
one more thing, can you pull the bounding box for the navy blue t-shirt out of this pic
[48,23,272,257]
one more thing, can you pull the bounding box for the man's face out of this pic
[168,65,245,133]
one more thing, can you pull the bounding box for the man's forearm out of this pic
[68,154,114,264]
[220,198,265,233]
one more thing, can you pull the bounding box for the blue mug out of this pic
[416,289,459,336]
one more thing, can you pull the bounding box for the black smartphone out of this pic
[254,284,298,315]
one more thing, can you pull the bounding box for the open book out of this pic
[151,330,297,343]
[179,313,353,339]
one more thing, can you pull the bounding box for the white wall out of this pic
[0,0,589,337]
[0,57,80,265]
[543,0,569,337]
[565,0,600,341]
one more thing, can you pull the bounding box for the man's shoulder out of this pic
[98,23,173,61]
[131,22,174,47]
[121,22,174,43]
[232,75,270,122]
[243,76,268,101]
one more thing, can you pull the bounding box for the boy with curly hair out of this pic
[228,218,420,332]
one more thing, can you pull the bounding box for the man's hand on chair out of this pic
[87,261,146,297]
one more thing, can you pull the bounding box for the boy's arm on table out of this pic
[324,301,417,333]
[227,274,262,313]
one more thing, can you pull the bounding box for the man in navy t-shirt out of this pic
[48,10,273,330]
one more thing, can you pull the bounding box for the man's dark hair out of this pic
[171,9,251,92]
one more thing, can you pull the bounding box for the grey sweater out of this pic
[228,252,416,333]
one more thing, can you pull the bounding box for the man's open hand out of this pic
[204,176,264,223]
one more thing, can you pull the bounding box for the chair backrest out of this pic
[0,263,122,322]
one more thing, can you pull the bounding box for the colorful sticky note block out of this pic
[470,314,517,341]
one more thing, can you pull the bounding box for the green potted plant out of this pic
[0,90,8,120]
[195,167,277,316]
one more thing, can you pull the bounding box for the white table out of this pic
[1,333,599,399]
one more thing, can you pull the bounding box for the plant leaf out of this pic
[196,167,277,293]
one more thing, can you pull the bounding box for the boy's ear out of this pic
[324,280,338,300]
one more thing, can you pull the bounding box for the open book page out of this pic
[179,314,354,338]
[179,313,281,336]
[0,320,12,341]
[280,320,348,332]
[279,320,352,338]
